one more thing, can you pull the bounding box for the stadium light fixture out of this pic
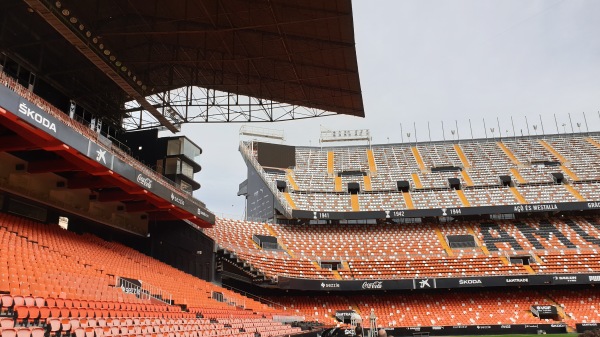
[239,125,285,142]
[320,127,371,145]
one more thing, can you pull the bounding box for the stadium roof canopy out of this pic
[1,0,364,132]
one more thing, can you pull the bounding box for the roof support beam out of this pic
[22,0,180,133]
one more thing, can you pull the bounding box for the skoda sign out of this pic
[18,102,57,133]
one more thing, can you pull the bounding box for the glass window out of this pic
[182,138,201,162]
[164,158,180,175]
[167,139,182,156]
[179,180,192,194]
[181,161,194,179]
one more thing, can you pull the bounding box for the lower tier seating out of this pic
[270,287,600,328]
[0,213,301,337]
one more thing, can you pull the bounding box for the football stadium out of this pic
[0,0,599,337]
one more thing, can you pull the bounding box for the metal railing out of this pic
[116,277,173,305]
[221,284,288,311]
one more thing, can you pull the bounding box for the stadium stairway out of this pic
[434,225,454,256]
[363,175,372,191]
[561,165,581,182]
[411,147,426,172]
[334,176,343,192]
[510,168,527,184]
[460,170,474,186]
[544,294,577,331]
[530,252,545,265]
[467,225,490,256]
[498,256,510,265]
[564,184,585,201]
[283,192,297,209]
[453,144,471,168]
[350,195,360,212]
[586,136,600,151]
[366,149,377,173]
[262,224,296,259]
[538,139,567,163]
[403,192,415,209]
[510,186,528,204]
[497,141,521,165]
[285,169,299,190]
[455,190,471,207]
[327,151,334,177]
[411,173,423,189]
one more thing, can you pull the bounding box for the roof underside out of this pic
[0,0,364,129]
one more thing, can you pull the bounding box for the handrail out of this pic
[222,284,287,311]
[116,276,173,305]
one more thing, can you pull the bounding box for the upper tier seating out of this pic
[241,132,600,212]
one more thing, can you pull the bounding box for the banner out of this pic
[531,305,557,319]
[276,273,600,291]
[335,310,360,323]
[291,200,600,220]
[328,324,567,336]
[577,323,600,333]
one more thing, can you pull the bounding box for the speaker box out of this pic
[15,164,25,171]
[56,181,66,188]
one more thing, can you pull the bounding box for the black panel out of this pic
[7,198,47,222]
[397,180,410,192]
[348,182,360,194]
[448,178,461,190]
[149,220,215,282]
[118,129,160,166]
[276,180,287,192]
[256,142,296,168]
[338,170,366,177]
[499,175,512,186]
[431,166,462,172]
[552,172,564,183]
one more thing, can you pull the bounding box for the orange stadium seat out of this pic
[0,212,300,337]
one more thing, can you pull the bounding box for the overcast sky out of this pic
[174,0,600,218]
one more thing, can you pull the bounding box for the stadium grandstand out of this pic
[0,0,599,337]
[0,0,363,336]
[204,132,600,335]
